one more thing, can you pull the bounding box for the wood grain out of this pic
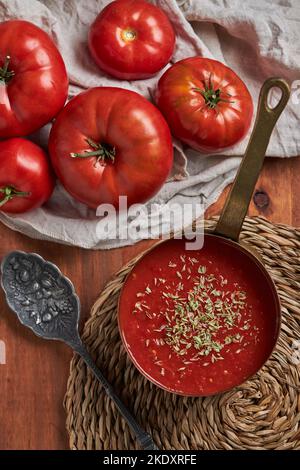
[0,156,299,450]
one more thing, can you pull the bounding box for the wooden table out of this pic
[0,156,299,450]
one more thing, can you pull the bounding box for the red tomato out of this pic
[48,87,173,209]
[0,138,55,214]
[0,20,69,139]
[88,0,175,80]
[156,57,253,153]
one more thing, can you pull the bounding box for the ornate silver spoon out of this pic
[1,251,157,450]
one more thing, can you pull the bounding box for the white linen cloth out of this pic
[0,0,299,249]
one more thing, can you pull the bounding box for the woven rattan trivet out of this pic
[65,216,300,450]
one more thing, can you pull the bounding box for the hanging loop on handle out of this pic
[215,78,290,242]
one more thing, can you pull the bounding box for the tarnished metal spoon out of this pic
[1,251,157,450]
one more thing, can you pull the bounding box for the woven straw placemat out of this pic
[64,216,300,450]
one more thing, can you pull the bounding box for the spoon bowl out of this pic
[1,251,80,344]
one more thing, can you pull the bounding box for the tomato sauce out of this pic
[119,236,280,396]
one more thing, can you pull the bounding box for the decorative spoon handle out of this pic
[73,339,158,450]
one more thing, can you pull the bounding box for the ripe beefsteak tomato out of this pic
[0,20,69,139]
[48,87,173,209]
[88,0,175,80]
[0,138,55,214]
[156,57,253,153]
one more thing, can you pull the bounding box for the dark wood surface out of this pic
[0,156,299,450]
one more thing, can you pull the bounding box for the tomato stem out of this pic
[121,29,137,42]
[70,138,116,166]
[0,186,30,207]
[193,74,234,110]
[0,56,15,84]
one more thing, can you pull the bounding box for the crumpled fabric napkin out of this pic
[0,0,299,249]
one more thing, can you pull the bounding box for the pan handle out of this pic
[214,77,290,242]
